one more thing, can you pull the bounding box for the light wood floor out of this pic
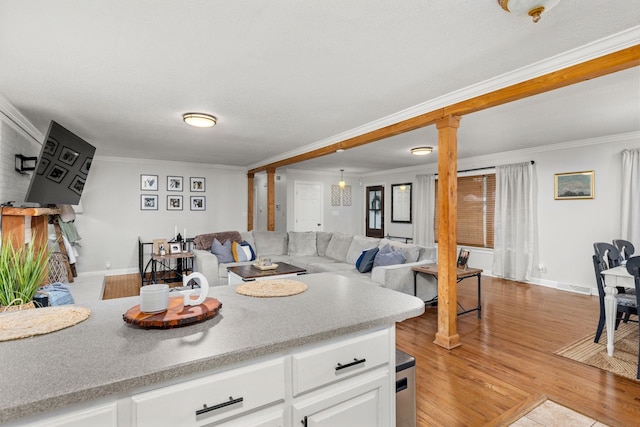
[103,274,640,426]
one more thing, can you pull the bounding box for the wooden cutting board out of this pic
[123,296,222,329]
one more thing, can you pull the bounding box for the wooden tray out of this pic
[252,262,279,270]
[123,296,222,329]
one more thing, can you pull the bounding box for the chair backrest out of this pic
[625,256,640,304]
[594,242,621,270]
[613,239,635,261]
[592,254,607,302]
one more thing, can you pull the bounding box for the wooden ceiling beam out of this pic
[249,45,639,174]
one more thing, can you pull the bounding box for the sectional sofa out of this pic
[191,230,438,301]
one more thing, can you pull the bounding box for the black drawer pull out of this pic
[396,377,408,392]
[196,396,244,416]
[335,357,366,371]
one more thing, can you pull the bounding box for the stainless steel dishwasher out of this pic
[396,349,416,427]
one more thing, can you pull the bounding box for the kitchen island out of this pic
[0,273,424,426]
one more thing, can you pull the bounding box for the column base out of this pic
[434,332,461,349]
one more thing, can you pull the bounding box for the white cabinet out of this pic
[3,402,117,427]
[130,358,285,427]
[293,369,390,427]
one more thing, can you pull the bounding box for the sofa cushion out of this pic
[325,233,354,262]
[356,247,379,273]
[316,232,333,257]
[373,243,406,267]
[211,238,234,263]
[252,231,288,256]
[346,235,380,264]
[288,231,317,256]
[379,238,420,263]
[194,231,242,251]
[240,231,255,250]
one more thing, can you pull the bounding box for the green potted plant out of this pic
[0,237,50,312]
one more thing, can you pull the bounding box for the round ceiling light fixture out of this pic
[411,147,433,156]
[497,0,560,23]
[183,113,217,128]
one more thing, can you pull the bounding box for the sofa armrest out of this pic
[192,249,220,287]
[371,260,437,301]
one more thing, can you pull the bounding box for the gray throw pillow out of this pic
[373,244,406,267]
[211,238,234,263]
[288,231,317,256]
[325,233,354,262]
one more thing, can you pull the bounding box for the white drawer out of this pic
[292,328,391,396]
[131,357,285,427]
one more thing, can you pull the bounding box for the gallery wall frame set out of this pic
[139,174,207,210]
[554,170,594,200]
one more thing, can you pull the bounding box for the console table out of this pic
[138,237,194,286]
[412,263,483,318]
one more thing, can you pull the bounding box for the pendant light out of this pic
[338,169,346,189]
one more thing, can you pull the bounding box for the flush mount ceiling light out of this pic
[183,113,217,128]
[338,169,346,189]
[497,0,560,23]
[411,147,433,156]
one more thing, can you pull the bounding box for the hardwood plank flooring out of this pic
[103,274,640,426]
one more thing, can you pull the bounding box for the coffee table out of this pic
[227,262,307,286]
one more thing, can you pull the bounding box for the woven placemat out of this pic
[236,279,307,298]
[0,306,91,342]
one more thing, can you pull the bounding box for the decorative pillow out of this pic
[346,235,380,264]
[379,238,420,263]
[211,238,234,263]
[325,233,354,262]
[356,247,380,273]
[232,241,256,262]
[373,244,406,267]
[288,231,317,256]
[316,232,333,257]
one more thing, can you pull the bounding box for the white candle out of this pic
[184,228,187,239]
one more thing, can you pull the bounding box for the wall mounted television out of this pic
[24,120,96,206]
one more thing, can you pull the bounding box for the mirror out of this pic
[391,183,412,223]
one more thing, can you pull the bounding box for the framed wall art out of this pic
[554,170,594,200]
[167,195,183,211]
[141,174,158,191]
[391,183,412,223]
[190,196,206,211]
[167,176,183,191]
[190,177,205,192]
[141,194,158,210]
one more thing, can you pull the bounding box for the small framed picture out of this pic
[58,146,79,166]
[457,248,470,270]
[141,174,158,191]
[46,164,68,183]
[167,195,183,211]
[44,137,59,156]
[153,239,169,255]
[141,194,158,210]
[169,242,182,254]
[80,157,92,175]
[167,176,183,191]
[190,177,205,192]
[554,170,594,200]
[190,196,206,211]
[68,175,85,196]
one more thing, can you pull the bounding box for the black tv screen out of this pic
[25,121,96,206]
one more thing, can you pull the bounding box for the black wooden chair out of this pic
[624,256,640,379]
[592,243,637,343]
[613,239,635,262]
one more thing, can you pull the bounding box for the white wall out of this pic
[72,157,248,274]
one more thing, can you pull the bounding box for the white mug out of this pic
[140,284,169,313]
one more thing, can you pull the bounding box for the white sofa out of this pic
[192,230,437,301]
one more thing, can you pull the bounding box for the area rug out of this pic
[555,322,638,381]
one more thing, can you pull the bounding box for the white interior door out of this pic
[294,181,323,231]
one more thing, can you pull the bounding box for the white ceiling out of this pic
[0,1,638,174]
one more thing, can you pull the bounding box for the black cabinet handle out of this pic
[301,415,308,426]
[196,396,244,416]
[396,377,408,392]
[335,357,366,371]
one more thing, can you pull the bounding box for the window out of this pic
[434,174,495,248]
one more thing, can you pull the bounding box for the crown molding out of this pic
[0,93,43,143]
[249,26,640,171]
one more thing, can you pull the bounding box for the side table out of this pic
[148,252,195,285]
[412,263,483,318]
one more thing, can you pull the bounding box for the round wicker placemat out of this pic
[236,279,307,298]
[0,306,91,342]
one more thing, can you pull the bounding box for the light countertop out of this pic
[0,272,424,423]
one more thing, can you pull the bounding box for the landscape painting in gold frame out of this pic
[554,170,594,200]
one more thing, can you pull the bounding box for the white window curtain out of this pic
[412,174,436,247]
[621,148,640,245]
[492,162,534,281]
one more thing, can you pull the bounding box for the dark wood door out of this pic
[366,185,384,238]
